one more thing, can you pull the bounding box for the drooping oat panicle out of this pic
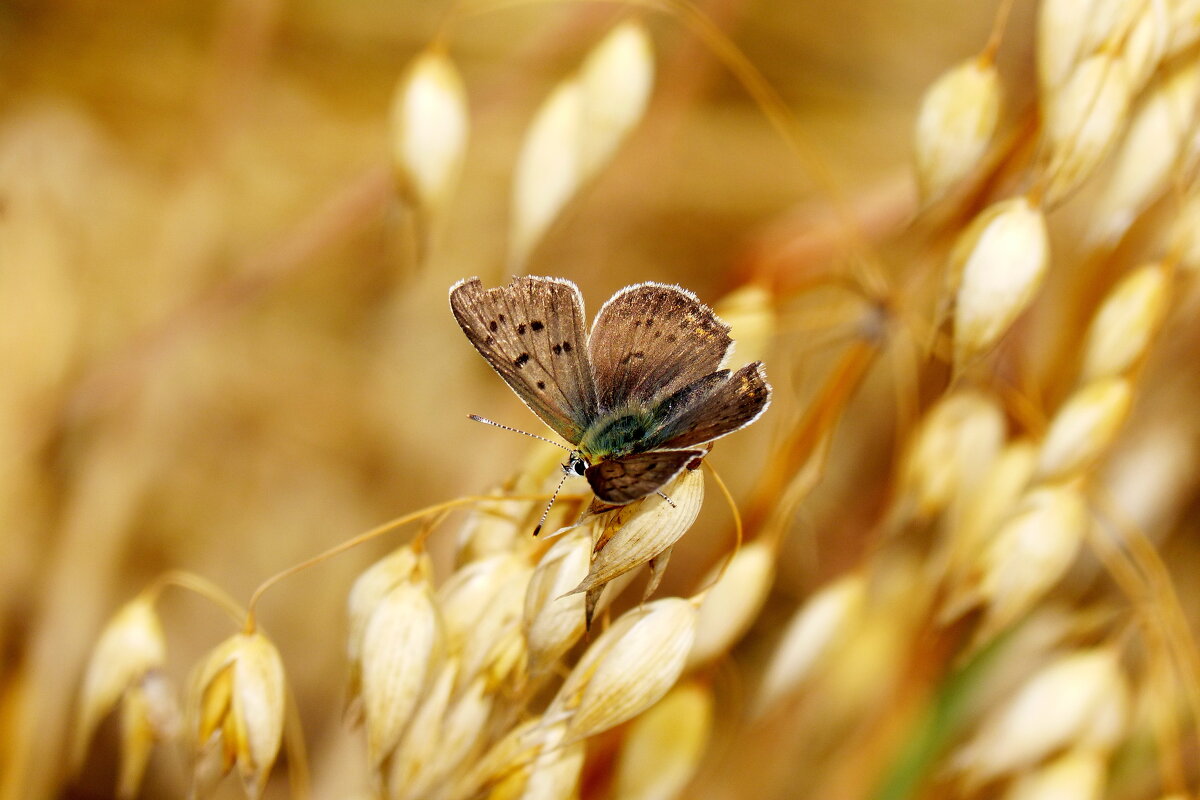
[1036,377,1133,481]
[423,675,494,794]
[390,47,468,218]
[914,55,1002,201]
[756,574,866,715]
[73,596,167,774]
[949,196,1050,369]
[952,648,1127,784]
[899,389,1006,522]
[1001,749,1106,800]
[1040,53,1132,206]
[188,632,287,800]
[614,681,713,800]
[974,483,1088,635]
[508,20,653,267]
[359,580,440,766]
[687,540,777,668]
[1081,263,1169,380]
[571,468,703,596]
[550,596,697,742]
[523,525,591,676]
[1088,61,1200,244]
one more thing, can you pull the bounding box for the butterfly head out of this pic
[562,451,590,478]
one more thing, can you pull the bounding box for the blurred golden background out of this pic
[6,0,1200,799]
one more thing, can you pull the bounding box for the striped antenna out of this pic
[467,414,570,451]
[532,469,572,537]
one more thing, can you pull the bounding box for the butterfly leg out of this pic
[656,490,677,508]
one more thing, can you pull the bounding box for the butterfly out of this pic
[450,276,771,521]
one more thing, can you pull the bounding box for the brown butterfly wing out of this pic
[450,276,599,444]
[586,449,703,505]
[655,361,771,449]
[587,283,732,411]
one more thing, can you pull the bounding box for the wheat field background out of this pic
[3,1,1199,799]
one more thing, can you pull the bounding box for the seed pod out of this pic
[524,525,591,676]
[914,55,1002,201]
[1036,378,1132,481]
[950,197,1050,368]
[978,483,1088,635]
[390,47,468,216]
[615,681,713,800]
[900,390,1007,520]
[189,632,287,799]
[756,574,866,714]
[955,649,1126,784]
[571,468,703,595]
[74,596,167,773]
[1001,750,1106,800]
[687,541,777,668]
[359,581,440,766]
[1089,61,1200,244]
[1081,263,1169,380]
[1041,53,1132,206]
[552,597,697,741]
[509,21,654,266]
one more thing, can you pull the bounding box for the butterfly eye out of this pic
[572,458,588,476]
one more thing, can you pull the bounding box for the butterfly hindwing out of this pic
[588,283,732,411]
[656,361,771,449]
[586,449,702,505]
[450,276,599,444]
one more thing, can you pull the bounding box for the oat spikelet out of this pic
[1001,750,1106,800]
[756,574,866,714]
[551,596,697,741]
[390,47,469,218]
[1089,61,1200,244]
[523,525,591,676]
[1036,378,1133,481]
[949,196,1050,369]
[1040,53,1132,205]
[687,540,776,668]
[571,468,703,596]
[1081,263,1169,380]
[975,483,1088,635]
[614,681,713,800]
[73,596,167,776]
[914,55,1002,201]
[954,648,1127,784]
[359,580,440,766]
[188,632,287,799]
[509,20,654,267]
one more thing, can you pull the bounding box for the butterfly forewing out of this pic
[585,449,703,505]
[450,276,599,444]
[656,361,771,449]
[588,283,732,411]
